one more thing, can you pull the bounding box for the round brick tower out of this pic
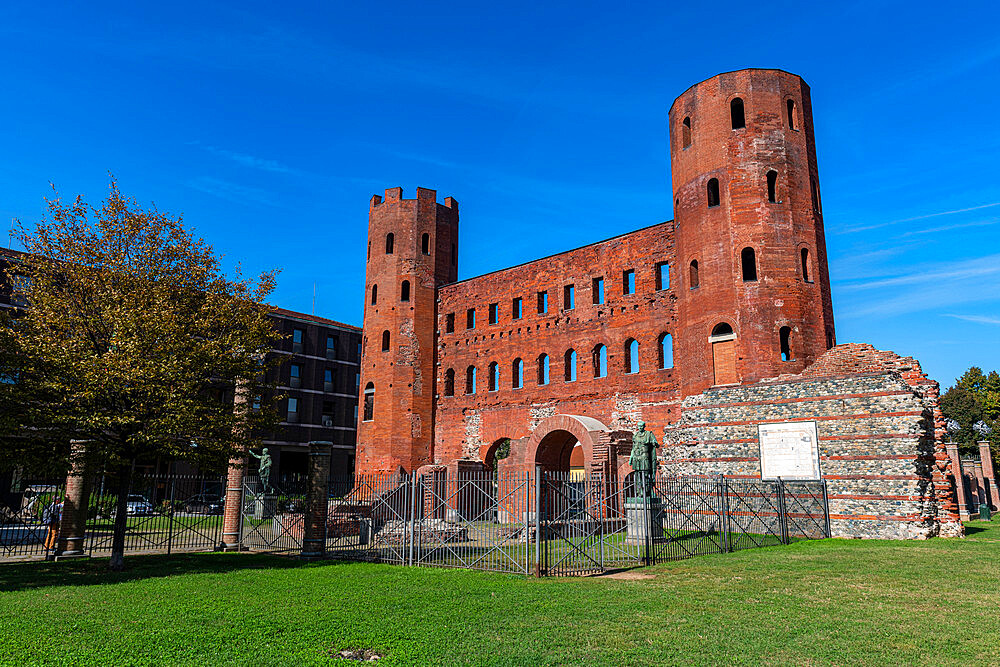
[669,69,835,397]
[356,187,459,473]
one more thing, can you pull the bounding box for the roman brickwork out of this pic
[354,68,960,538]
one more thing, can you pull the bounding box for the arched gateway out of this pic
[523,414,612,474]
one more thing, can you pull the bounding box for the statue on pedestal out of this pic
[629,421,659,497]
[249,447,273,493]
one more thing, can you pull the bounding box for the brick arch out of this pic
[524,414,612,473]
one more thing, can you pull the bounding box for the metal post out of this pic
[534,465,542,577]
[776,480,789,545]
[821,479,832,538]
[598,472,605,571]
[408,473,418,567]
[642,471,652,566]
[718,475,731,553]
[166,476,176,556]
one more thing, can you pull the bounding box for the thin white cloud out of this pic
[839,253,1000,291]
[943,314,1000,326]
[185,177,280,208]
[901,218,1000,237]
[839,202,1000,234]
[187,141,294,174]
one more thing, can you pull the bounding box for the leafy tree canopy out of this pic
[941,366,999,457]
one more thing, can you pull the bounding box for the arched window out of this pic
[710,323,737,386]
[625,338,639,374]
[741,247,758,282]
[400,280,410,302]
[682,116,692,148]
[385,233,394,254]
[512,358,524,389]
[786,99,797,130]
[592,344,607,378]
[371,284,378,305]
[421,233,430,255]
[444,369,455,396]
[689,260,700,289]
[488,362,499,391]
[564,349,577,382]
[801,248,811,282]
[779,326,792,362]
[707,178,720,208]
[363,382,375,421]
[658,332,673,369]
[537,354,550,385]
[766,170,777,203]
[466,366,476,395]
[810,177,820,213]
[730,97,745,129]
[381,330,390,351]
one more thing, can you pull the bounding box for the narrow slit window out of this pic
[779,326,792,362]
[512,297,523,320]
[707,178,720,208]
[682,116,692,148]
[592,277,604,304]
[563,284,575,310]
[767,170,778,203]
[625,339,639,374]
[730,97,745,129]
[786,99,797,130]
[385,233,394,254]
[488,362,499,391]
[466,366,476,394]
[689,260,700,289]
[421,233,430,255]
[381,330,390,351]
[400,280,410,302]
[741,247,758,282]
[564,349,577,382]
[655,262,670,290]
[537,291,548,314]
[801,248,811,282]
[489,303,499,324]
[446,313,455,333]
[592,344,607,378]
[810,177,820,213]
[466,308,475,329]
[363,383,374,421]
[623,270,635,295]
[370,284,378,305]
[537,354,550,385]
[512,358,524,389]
[658,332,673,369]
[444,369,455,396]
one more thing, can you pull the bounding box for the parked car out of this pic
[125,495,154,516]
[182,493,224,515]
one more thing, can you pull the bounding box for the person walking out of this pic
[42,497,64,559]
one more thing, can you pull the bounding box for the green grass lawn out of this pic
[1,521,997,666]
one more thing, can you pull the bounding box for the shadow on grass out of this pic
[964,525,989,536]
[0,551,358,593]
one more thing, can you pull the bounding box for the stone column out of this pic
[946,443,970,520]
[221,382,250,551]
[972,462,987,509]
[301,441,332,560]
[56,440,89,559]
[978,441,999,510]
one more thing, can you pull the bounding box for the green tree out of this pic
[4,179,282,570]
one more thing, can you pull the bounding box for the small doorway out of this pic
[710,323,737,385]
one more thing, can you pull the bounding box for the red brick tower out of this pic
[670,69,835,397]
[356,187,458,473]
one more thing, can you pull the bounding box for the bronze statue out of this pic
[249,447,273,493]
[629,421,659,496]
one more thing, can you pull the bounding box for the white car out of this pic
[125,495,154,516]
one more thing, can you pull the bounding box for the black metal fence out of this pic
[0,475,66,560]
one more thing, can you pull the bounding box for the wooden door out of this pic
[712,339,737,385]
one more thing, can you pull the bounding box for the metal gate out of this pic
[239,476,308,553]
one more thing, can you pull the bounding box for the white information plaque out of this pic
[758,421,821,481]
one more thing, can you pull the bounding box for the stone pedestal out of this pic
[625,498,663,543]
[301,441,332,560]
[253,494,278,519]
[56,440,89,559]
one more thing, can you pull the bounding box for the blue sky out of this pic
[1,1,998,388]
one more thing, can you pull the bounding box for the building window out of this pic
[400,280,410,302]
[446,313,455,333]
[801,248,812,282]
[707,178,720,208]
[363,383,374,421]
[489,362,499,391]
[444,369,455,396]
[288,397,299,422]
[370,284,377,305]
[767,170,778,203]
[252,395,262,411]
[322,401,334,427]
[592,344,607,378]
[10,274,31,307]
[622,270,635,295]
[385,233,394,254]
[811,177,821,213]
[324,368,334,392]
[290,363,302,388]
[710,323,737,386]
[786,99,797,130]
[326,335,337,359]
[826,329,834,349]
[537,354,550,385]
[381,330,390,352]
[780,326,793,362]
[592,277,604,304]
[655,262,669,290]
[563,284,575,310]
[731,97,745,129]
[466,366,476,394]
[421,233,430,255]
[741,247,758,282]
[466,308,475,329]
[682,116,692,149]
[689,260,700,289]
[451,243,457,266]
[537,291,548,314]
[564,349,577,382]
[658,332,673,369]
[292,328,304,353]
[512,358,524,389]
[489,303,499,324]
[512,297,523,320]
[624,339,639,374]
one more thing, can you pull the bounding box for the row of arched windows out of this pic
[384,232,431,256]
[705,169,782,209]
[680,96,799,150]
[369,280,410,306]
[442,335,675,396]
[687,246,813,288]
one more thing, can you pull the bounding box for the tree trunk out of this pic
[109,462,133,571]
